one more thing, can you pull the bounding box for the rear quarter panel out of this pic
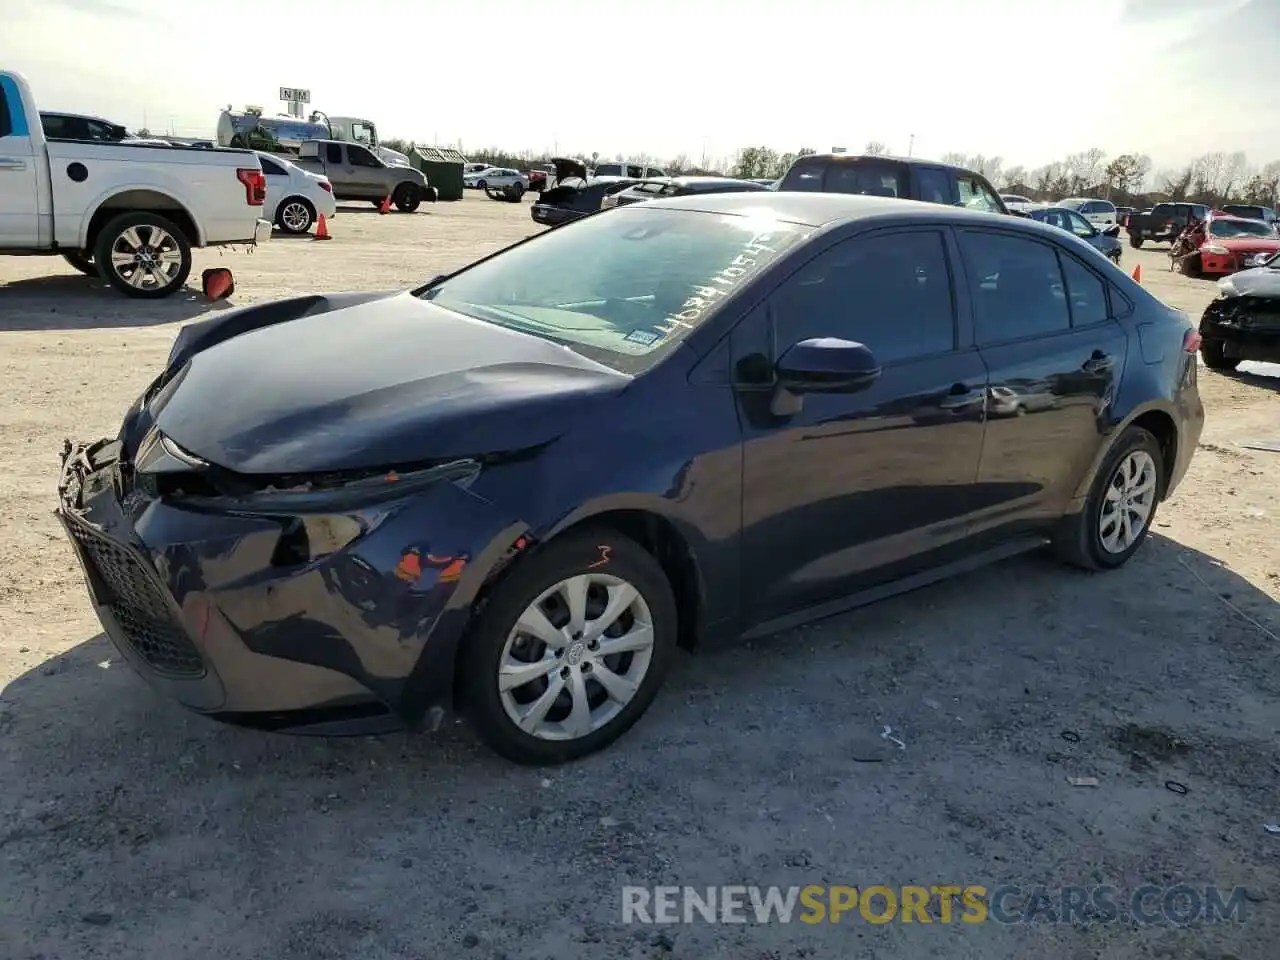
[45,141,261,247]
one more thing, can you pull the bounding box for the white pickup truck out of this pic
[1,70,271,298]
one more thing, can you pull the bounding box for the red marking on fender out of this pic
[588,545,612,569]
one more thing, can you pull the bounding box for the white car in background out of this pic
[255,151,337,234]
[1001,194,1039,214]
[1058,197,1117,228]
[463,166,529,192]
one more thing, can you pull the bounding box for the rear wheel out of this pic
[459,529,677,765]
[1177,253,1201,277]
[276,197,315,234]
[508,182,525,202]
[1200,339,1241,371]
[92,212,192,299]
[61,250,97,276]
[1054,426,1164,570]
[476,179,488,190]
[1129,234,1144,248]
[393,183,421,212]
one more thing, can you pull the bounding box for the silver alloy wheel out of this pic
[1098,449,1158,554]
[108,224,183,291]
[498,573,655,741]
[281,201,312,232]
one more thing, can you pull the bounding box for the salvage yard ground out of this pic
[1,196,1277,960]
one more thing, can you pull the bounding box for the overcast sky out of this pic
[2,0,1276,170]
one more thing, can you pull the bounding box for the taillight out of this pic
[319,180,333,193]
[236,168,266,206]
[1183,329,1202,353]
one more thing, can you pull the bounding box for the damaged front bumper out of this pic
[1201,297,1280,363]
[55,436,523,735]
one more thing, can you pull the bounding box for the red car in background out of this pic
[1171,211,1280,277]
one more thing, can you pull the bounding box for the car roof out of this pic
[792,152,987,177]
[637,191,1067,230]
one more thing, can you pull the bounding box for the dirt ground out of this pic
[1,197,1277,960]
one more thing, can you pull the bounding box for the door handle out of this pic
[0,158,28,170]
[1082,350,1115,373]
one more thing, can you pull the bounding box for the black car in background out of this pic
[1127,202,1210,247]
[56,193,1203,765]
[1029,206,1124,263]
[777,153,1012,216]
[601,176,768,208]
[531,157,636,227]
[1221,204,1279,226]
[1199,252,1280,368]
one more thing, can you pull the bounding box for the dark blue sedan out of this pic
[1030,206,1124,263]
[57,193,1204,764]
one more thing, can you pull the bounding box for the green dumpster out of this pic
[411,146,466,201]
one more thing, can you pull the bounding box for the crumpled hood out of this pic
[1218,266,1280,298]
[151,292,628,474]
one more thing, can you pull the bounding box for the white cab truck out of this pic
[2,70,271,298]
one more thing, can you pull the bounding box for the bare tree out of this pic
[1221,151,1249,200]
[667,153,690,175]
[1158,165,1195,200]
[864,140,888,156]
[1001,164,1028,190]
[940,152,969,169]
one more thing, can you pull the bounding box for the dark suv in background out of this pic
[777,153,1012,216]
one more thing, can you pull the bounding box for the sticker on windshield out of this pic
[623,328,662,346]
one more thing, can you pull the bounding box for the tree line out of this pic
[383,136,1280,208]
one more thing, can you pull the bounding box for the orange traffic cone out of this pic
[313,214,331,240]
[1131,263,1142,284]
[378,195,392,215]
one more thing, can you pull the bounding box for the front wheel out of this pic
[1054,426,1164,570]
[393,183,421,213]
[92,212,192,299]
[1177,253,1201,277]
[508,182,525,202]
[459,529,678,765]
[1200,339,1241,371]
[1129,234,1144,248]
[475,179,487,190]
[61,250,97,276]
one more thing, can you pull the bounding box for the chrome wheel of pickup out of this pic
[94,212,192,299]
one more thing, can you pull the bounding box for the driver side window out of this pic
[958,176,1000,213]
[348,145,379,167]
[769,231,956,366]
[1067,212,1095,238]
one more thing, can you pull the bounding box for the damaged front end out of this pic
[1200,269,1280,365]
[55,422,527,735]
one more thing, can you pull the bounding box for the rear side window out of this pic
[1059,254,1108,327]
[959,231,1071,343]
[825,162,904,198]
[595,164,623,176]
[917,168,953,205]
[259,156,287,176]
[325,143,343,164]
[0,89,10,138]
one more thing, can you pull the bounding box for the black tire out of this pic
[508,182,525,202]
[1053,426,1165,571]
[1200,339,1241,371]
[92,211,192,299]
[275,196,315,234]
[61,250,97,277]
[1129,234,1143,248]
[476,179,487,190]
[393,183,421,213]
[1177,254,1201,278]
[459,528,678,765]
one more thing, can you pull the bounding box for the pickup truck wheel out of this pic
[276,197,315,234]
[93,212,192,299]
[393,184,421,213]
[1129,234,1143,248]
[1200,339,1241,371]
[508,183,525,202]
[61,250,97,277]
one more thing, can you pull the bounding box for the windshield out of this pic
[420,207,808,373]
[1208,218,1277,239]
[1057,199,1084,210]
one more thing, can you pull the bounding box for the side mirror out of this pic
[1103,224,1120,237]
[775,338,881,393]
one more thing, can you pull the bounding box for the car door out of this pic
[346,144,385,197]
[735,227,989,624]
[956,228,1129,539]
[0,76,39,248]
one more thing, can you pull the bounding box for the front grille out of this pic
[65,519,205,678]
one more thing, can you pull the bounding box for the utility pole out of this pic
[908,134,915,157]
